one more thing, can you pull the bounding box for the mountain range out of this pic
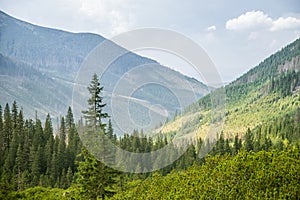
[1,10,299,139]
[0,11,209,133]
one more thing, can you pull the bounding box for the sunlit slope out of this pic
[158,38,300,139]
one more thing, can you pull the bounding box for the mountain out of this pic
[0,54,70,116]
[0,11,209,133]
[159,38,300,141]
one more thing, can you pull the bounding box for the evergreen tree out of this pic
[3,103,12,150]
[32,119,44,149]
[82,73,108,131]
[214,132,225,155]
[66,107,82,171]
[11,101,18,130]
[44,137,54,177]
[76,74,117,199]
[50,151,58,186]
[56,118,67,178]
[184,144,197,168]
[263,137,272,151]
[253,140,261,152]
[233,134,241,155]
[245,128,253,151]
[17,110,24,146]
[76,148,116,199]
[224,139,231,154]
[15,144,24,190]
[66,107,74,130]
[66,167,73,188]
[31,145,43,186]
[44,114,53,142]
[107,119,114,141]
[4,128,19,177]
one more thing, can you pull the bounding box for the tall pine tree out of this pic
[82,73,108,131]
[76,73,117,199]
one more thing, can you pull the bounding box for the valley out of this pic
[0,9,300,200]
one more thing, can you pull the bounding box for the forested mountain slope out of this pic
[159,38,300,141]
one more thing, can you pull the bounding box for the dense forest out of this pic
[0,72,299,199]
[0,101,299,199]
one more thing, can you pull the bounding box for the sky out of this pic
[1,0,300,84]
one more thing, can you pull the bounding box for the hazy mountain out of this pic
[159,38,300,140]
[0,11,209,132]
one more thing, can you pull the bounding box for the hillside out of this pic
[159,38,300,141]
[0,54,71,116]
[111,148,300,200]
[0,11,209,129]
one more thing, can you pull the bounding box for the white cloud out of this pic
[271,17,300,31]
[110,10,134,35]
[206,25,216,31]
[226,11,272,31]
[77,0,135,35]
[226,10,300,32]
[0,0,136,37]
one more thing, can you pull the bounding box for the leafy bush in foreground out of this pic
[112,147,300,199]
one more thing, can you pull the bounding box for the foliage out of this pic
[0,102,81,192]
[111,147,300,199]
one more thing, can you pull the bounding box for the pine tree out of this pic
[66,107,81,171]
[3,127,19,183]
[60,168,67,189]
[82,73,108,131]
[17,110,24,146]
[215,132,225,155]
[224,139,231,154]
[44,114,53,142]
[245,128,253,151]
[44,115,54,176]
[32,119,44,148]
[107,119,114,141]
[50,151,58,187]
[233,134,241,155]
[57,118,67,178]
[15,144,24,190]
[11,101,18,130]
[22,122,31,174]
[76,74,117,199]
[3,103,12,150]
[184,144,196,168]
[66,107,74,130]
[76,148,116,199]
[66,167,73,188]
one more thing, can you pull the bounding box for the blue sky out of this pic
[1,0,299,83]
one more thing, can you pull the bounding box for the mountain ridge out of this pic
[0,11,209,133]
